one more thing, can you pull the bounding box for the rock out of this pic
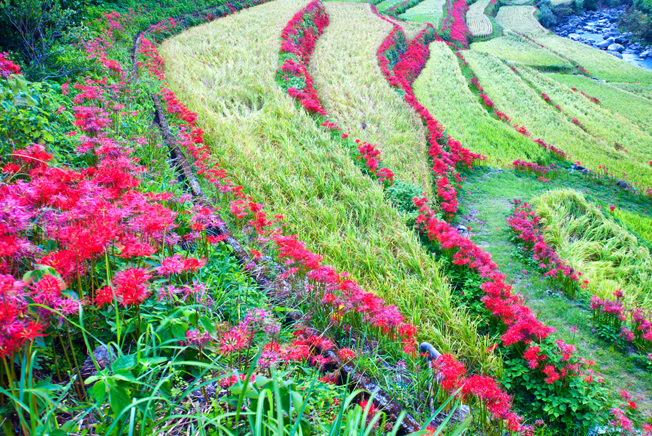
[616,179,630,189]
[642,50,652,58]
[596,40,611,49]
[456,225,468,235]
[608,51,623,59]
[80,344,116,382]
[608,43,625,52]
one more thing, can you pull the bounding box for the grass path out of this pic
[160,0,496,370]
[457,168,652,418]
[466,0,492,37]
[310,2,434,196]
[464,50,652,190]
[413,42,543,165]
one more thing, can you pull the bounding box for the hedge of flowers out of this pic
[507,203,652,360]
[570,86,601,104]
[440,0,471,48]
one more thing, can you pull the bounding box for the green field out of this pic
[414,42,545,165]
[464,51,652,189]
[549,73,652,133]
[471,32,573,70]
[161,0,495,369]
[535,35,652,84]
[398,0,445,25]
[517,66,652,184]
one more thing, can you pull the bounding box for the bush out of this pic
[538,4,557,28]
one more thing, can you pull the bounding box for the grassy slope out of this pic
[471,33,572,69]
[495,5,547,35]
[310,2,433,197]
[464,50,652,189]
[534,35,652,84]
[466,0,492,37]
[549,73,652,133]
[613,207,652,246]
[160,0,497,370]
[413,42,544,166]
[611,82,652,100]
[517,65,652,189]
[457,168,652,417]
[398,0,445,26]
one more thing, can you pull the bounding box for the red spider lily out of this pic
[0,53,21,77]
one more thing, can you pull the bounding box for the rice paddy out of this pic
[466,0,493,37]
[464,50,652,189]
[310,2,434,196]
[398,0,446,25]
[413,42,545,165]
[535,189,652,311]
[160,0,496,370]
[471,32,573,70]
[549,74,652,133]
[495,5,548,35]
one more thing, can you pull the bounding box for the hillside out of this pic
[0,0,651,434]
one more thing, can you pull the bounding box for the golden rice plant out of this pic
[534,189,652,310]
[466,0,493,37]
[310,2,434,196]
[160,0,498,371]
[495,5,548,35]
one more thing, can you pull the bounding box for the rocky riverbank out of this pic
[553,7,652,70]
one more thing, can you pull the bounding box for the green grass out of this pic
[611,82,652,100]
[413,42,546,165]
[495,5,548,35]
[160,0,497,372]
[534,35,652,84]
[471,32,573,70]
[457,168,652,418]
[550,74,652,133]
[612,207,652,247]
[310,2,434,196]
[376,0,403,12]
[516,65,652,189]
[534,188,652,311]
[398,0,445,25]
[464,51,652,190]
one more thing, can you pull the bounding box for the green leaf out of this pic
[109,386,131,416]
[93,380,107,403]
[112,354,137,372]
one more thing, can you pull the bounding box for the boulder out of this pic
[608,51,623,59]
[608,43,625,52]
[596,40,611,49]
[641,50,652,59]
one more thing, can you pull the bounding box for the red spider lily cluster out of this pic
[591,291,652,356]
[609,391,652,436]
[506,202,581,299]
[374,11,484,218]
[355,139,396,185]
[570,87,600,104]
[138,37,166,81]
[511,159,554,176]
[432,354,525,433]
[84,12,130,76]
[0,53,20,77]
[441,0,471,48]
[278,0,329,115]
[139,3,419,353]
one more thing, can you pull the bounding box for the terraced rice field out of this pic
[466,0,493,37]
[495,5,548,35]
[464,50,652,189]
[398,0,446,25]
[550,73,652,133]
[414,41,544,164]
[516,66,652,181]
[376,0,402,12]
[471,32,573,70]
[310,2,433,196]
[535,189,652,311]
[161,0,493,368]
[534,35,652,83]
[611,82,652,99]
